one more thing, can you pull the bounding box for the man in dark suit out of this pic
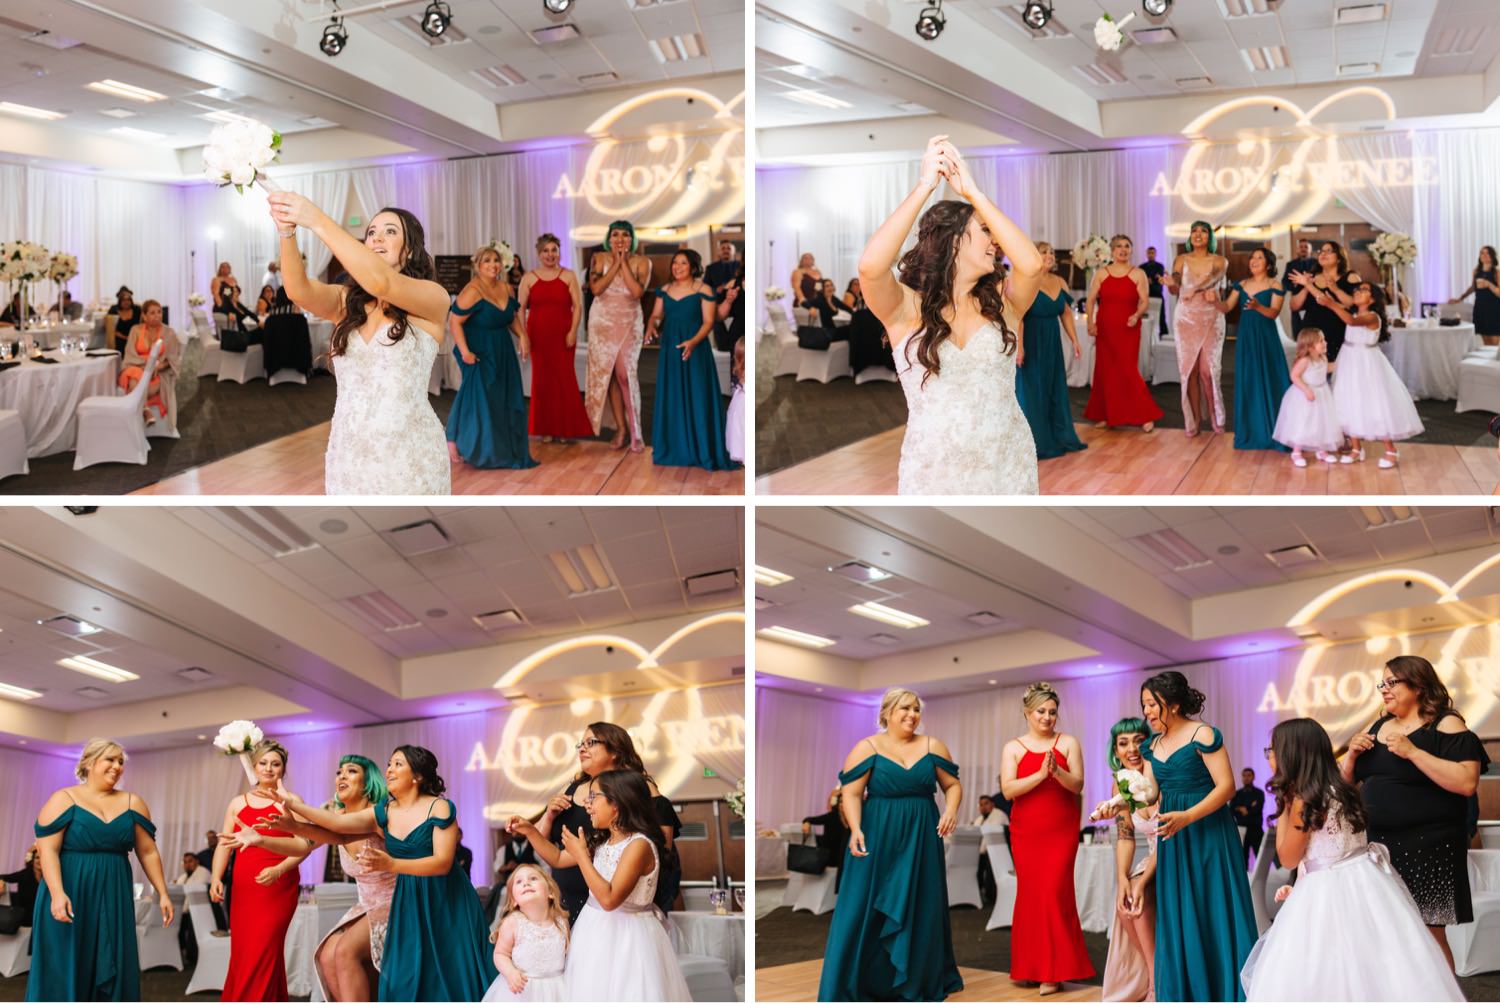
[704,240,740,293]
[1283,239,1318,335]
[483,828,539,924]
[1231,767,1266,867]
[1141,246,1168,337]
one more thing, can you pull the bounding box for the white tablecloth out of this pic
[284,902,320,998]
[21,321,93,351]
[0,350,119,456]
[669,911,745,981]
[1074,843,1115,933]
[1063,302,1159,388]
[1470,848,1500,892]
[1381,321,1479,400]
[757,836,788,879]
[309,319,333,370]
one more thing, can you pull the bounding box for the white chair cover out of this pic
[796,341,852,383]
[135,885,186,971]
[218,343,266,384]
[73,339,162,470]
[184,885,232,995]
[678,953,736,1003]
[0,410,28,479]
[0,925,31,978]
[984,842,1021,930]
[944,828,983,909]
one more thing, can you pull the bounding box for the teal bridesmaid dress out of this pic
[816,747,963,1002]
[375,799,497,1001]
[27,800,154,1001]
[1230,283,1291,451]
[1148,726,1258,1002]
[446,295,538,469]
[1017,288,1087,459]
[651,287,735,470]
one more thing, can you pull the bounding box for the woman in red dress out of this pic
[1001,682,1094,996]
[1084,235,1163,432]
[518,233,593,441]
[210,739,310,1002]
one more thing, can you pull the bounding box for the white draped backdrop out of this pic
[757,127,1500,325]
[0,682,744,889]
[756,623,1500,832]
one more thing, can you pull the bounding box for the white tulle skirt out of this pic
[481,971,566,1002]
[1241,851,1464,1001]
[1331,345,1424,441]
[565,904,692,1002]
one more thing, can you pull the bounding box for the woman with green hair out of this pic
[1164,221,1229,437]
[223,754,394,1002]
[1090,717,1159,1002]
[584,220,651,452]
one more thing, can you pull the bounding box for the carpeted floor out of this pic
[0,964,310,1001]
[753,904,1500,1000]
[755,332,1498,476]
[2,347,679,495]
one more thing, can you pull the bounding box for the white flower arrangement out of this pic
[764,286,787,302]
[724,778,745,819]
[1071,234,1111,270]
[202,119,283,193]
[188,292,207,307]
[485,239,517,271]
[1371,231,1417,267]
[213,719,266,785]
[1093,12,1134,51]
[0,240,53,283]
[47,252,78,283]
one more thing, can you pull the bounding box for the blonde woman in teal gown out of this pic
[817,687,963,1002]
[1137,672,1256,1002]
[28,739,174,1002]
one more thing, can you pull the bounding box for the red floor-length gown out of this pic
[1009,747,1096,984]
[527,274,594,438]
[222,801,300,1001]
[1084,273,1164,427]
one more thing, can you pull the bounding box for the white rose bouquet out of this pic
[1072,234,1111,270]
[1371,231,1417,268]
[724,778,745,819]
[1093,12,1134,52]
[1090,766,1160,822]
[213,719,266,785]
[763,286,786,302]
[202,119,283,194]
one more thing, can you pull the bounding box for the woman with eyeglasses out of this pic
[1340,655,1489,972]
[531,723,682,922]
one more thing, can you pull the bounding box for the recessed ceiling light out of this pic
[109,126,167,140]
[782,89,853,110]
[549,546,613,595]
[38,615,100,636]
[848,601,929,628]
[533,23,580,44]
[0,682,43,700]
[86,79,166,102]
[0,101,65,120]
[758,625,835,648]
[754,565,793,586]
[98,107,138,119]
[202,110,258,126]
[57,655,139,683]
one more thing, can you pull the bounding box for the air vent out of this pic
[209,507,318,557]
[340,592,420,631]
[827,561,890,584]
[868,633,901,646]
[37,615,101,637]
[649,32,707,62]
[678,821,709,841]
[967,611,1005,627]
[1335,3,1386,24]
[1132,26,1178,45]
[471,66,527,88]
[894,101,931,113]
[474,608,525,630]
[729,820,745,839]
[1074,64,1126,86]
[176,667,214,683]
[1431,26,1484,56]
[1339,62,1379,76]
[1267,544,1322,568]
[299,115,338,128]
[384,519,452,557]
[533,23,581,44]
[578,71,619,85]
[20,29,83,50]
[74,686,109,700]
[685,569,739,596]
[1176,76,1214,89]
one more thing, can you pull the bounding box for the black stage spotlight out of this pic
[1021,1,1053,30]
[320,17,347,56]
[421,1,452,37]
[1142,0,1172,14]
[915,2,945,40]
[542,0,573,13]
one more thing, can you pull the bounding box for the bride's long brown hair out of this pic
[897,200,1015,387]
[331,207,435,357]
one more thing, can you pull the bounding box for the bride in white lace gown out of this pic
[860,137,1045,495]
[1242,719,1463,1002]
[268,194,450,495]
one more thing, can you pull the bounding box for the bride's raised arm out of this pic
[939,141,1044,317]
[857,136,952,335]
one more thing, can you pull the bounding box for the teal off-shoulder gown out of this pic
[1230,283,1291,451]
[375,799,496,1001]
[652,287,734,470]
[27,802,155,1001]
[1148,726,1258,1002]
[447,295,538,469]
[817,749,963,1002]
[1017,287,1087,459]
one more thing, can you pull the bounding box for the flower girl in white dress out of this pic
[1241,718,1463,1002]
[482,864,569,1002]
[509,769,691,1002]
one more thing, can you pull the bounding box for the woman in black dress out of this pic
[801,786,851,891]
[1340,655,1488,971]
[1286,240,1361,362]
[1452,245,1500,345]
[532,721,682,922]
[105,288,140,354]
[802,278,853,329]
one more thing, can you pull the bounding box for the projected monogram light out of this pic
[1149,87,1437,237]
[1257,554,1500,740]
[552,87,745,243]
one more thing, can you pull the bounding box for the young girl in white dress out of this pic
[481,864,568,1002]
[1273,327,1344,466]
[1240,718,1463,1002]
[509,769,691,1002]
[1312,280,1424,468]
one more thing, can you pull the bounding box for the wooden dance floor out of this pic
[757,423,1500,495]
[133,422,744,495]
[756,960,1100,1002]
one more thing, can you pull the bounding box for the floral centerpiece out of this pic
[1094,12,1135,51]
[1372,232,1417,316]
[1,240,53,336]
[763,286,786,303]
[1070,234,1111,289]
[213,719,266,786]
[724,778,745,819]
[202,119,283,193]
[188,292,207,307]
[47,252,77,317]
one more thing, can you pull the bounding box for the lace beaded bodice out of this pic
[592,832,658,909]
[510,915,567,978]
[1301,802,1367,869]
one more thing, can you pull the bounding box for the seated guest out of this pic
[118,299,178,424]
[47,291,83,321]
[255,283,277,317]
[973,795,1004,907]
[0,844,41,925]
[842,278,866,312]
[173,851,211,886]
[802,787,851,892]
[801,278,853,329]
[260,289,313,375]
[104,288,140,353]
[0,293,38,327]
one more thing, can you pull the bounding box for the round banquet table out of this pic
[756,835,788,879]
[21,321,94,351]
[308,318,333,370]
[1073,842,1115,933]
[1380,320,1479,400]
[0,349,120,456]
[668,911,745,982]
